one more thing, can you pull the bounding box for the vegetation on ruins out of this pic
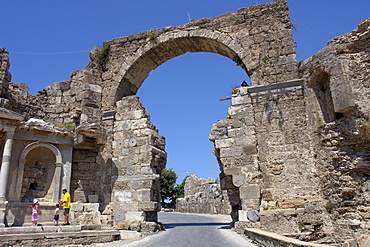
[325,202,334,213]
[232,54,247,71]
[355,117,368,131]
[290,23,298,32]
[147,28,159,40]
[229,85,239,95]
[317,120,326,128]
[261,51,280,64]
[60,122,77,131]
[96,43,111,58]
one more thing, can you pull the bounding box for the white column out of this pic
[0,130,15,201]
[52,163,63,202]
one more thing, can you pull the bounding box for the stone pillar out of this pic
[14,158,26,201]
[61,160,72,194]
[52,163,63,202]
[0,129,15,201]
[61,146,73,195]
[0,129,15,227]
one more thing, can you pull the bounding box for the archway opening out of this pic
[308,68,336,123]
[137,51,249,213]
[21,146,56,202]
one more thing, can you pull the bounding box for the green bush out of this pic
[325,203,334,213]
[62,122,77,131]
[147,29,158,40]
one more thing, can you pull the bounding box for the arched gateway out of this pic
[1,0,368,243]
[88,0,300,228]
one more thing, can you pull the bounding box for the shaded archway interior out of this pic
[22,146,56,202]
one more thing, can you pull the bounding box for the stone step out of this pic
[0,226,120,241]
[0,225,82,235]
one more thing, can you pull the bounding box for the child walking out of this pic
[31,199,40,226]
[53,204,60,226]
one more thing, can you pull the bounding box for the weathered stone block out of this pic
[116,221,130,230]
[208,127,228,141]
[240,184,260,200]
[124,211,144,222]
[119,230,141,239]
[231,95,251,105]
[235,136,256,146]
[215,138,234,148]
[129,221,141,231]
[241,199,261,211]
[228,105,254,117]
[243,145,258,154]
[83,203,99,212]
[220,147,244,158]
[71,203,84,212]
[223,167,241,176]
[138,202,159,211]
[239,210,249,221]
[232,174,245,187]
[140,222,161,233]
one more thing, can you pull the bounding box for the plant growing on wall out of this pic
[147,28,159,40]
[317,120,326,128]
[355,117,367,130]
[62,122,77,131]
[258,50,283,83]
[325,203,334,213]
[229,85,239,95]
[232,54,247,72]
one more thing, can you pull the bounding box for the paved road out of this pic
[120,212,257,247]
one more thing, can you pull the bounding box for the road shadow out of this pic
[163,222,231,230]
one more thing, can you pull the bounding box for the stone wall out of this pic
[209,17,370,245]
[296,18,370,244]
[0,48,11,99]
[176,175,231,215]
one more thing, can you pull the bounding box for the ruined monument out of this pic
[175,174,231,215]
[0,0,369,245]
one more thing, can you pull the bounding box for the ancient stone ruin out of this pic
[0,0,369,245]
[175,174,231,215]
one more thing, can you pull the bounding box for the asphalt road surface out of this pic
[120,212,258,247]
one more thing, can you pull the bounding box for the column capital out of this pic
[5,129,15,139]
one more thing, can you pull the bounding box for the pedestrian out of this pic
[31,199,40,226]
[58,189,71,225]
[53,203,60,226]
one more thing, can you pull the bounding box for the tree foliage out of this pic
[160,168,177,204]
[175,175,190,199]
[160,169,190,207]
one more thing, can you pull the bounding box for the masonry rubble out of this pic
[0,0,369,246]
[175,174,231,215]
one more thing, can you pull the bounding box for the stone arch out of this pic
[98,0,298,108]
[20,142,63,163]
[16,142,63,202]
[113,31,249,103]
[307,67,336,122]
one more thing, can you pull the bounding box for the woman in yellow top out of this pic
[59,189,71,225]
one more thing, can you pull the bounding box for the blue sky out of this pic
[2,1,369,183]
